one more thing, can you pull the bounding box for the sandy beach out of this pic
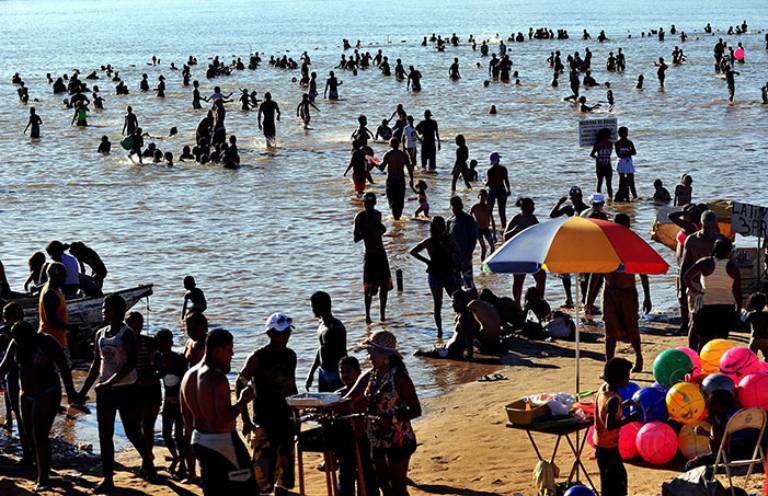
[1,320,764,496]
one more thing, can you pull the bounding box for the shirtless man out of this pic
[180,329,256,495]
[122,106,138,136]
[680,210,721,347]
[467,296,503,352]
[601,214,652,371]
[470,190,496,260]
[485,152,510,228]
[184,312,208,367]
[258,92,281,148]
[380,138,413,221]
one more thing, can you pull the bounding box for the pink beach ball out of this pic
[636,421,678,465]
[619,421,642,460]
[737,371,768,409]
[676,347,702,376]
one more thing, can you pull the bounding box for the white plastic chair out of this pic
[709,407,767,495]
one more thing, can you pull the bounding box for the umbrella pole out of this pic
[575,272,582,483]
[575,273,581,395]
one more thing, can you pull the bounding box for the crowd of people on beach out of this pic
[2,18,768,496]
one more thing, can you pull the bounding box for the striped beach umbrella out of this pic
[483,216,669,393]
[483,216,669,275]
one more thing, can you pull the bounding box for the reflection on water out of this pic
[1,1,768,424]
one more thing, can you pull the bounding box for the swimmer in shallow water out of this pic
[97,136,111,154]
[449,58,461,80]
[578,96,600,113]
[324,71,342,100]
[23,107,42,139]
[655,57,668,88]
[296,93,319,129]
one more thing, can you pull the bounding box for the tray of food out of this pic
[286,392,346,408]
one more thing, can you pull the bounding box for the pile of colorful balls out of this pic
[586,339,768,466]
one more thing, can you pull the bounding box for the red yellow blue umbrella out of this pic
[482,216,669,394]
[483,216,669,275]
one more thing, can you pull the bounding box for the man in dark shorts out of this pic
[380,137,414,221]
[485,152,510,228]
[447,196,479,290]
[305,291,347,392]
[683,238,740,352]
[680,210,721,347]
[258,92,281,148]
[416,110,440,171]
[181,329,256,495]
[354,193,392,323]
[601,214,652,372]
[238,313,298,496]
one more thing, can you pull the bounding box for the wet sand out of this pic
[2,320,764,495]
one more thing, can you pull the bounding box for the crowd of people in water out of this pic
[2,19,768,496]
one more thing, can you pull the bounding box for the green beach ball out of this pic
[653,349,693,388]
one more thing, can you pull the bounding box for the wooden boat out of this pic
[650,200,734,252]
[13,284,153,348]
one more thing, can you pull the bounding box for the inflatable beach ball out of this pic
[678,422,712,460]
[737,371,768,409]
[676,346,702,376]
[701,373,736,399]
[653,349,693,388]
[734,47,745,60]
[619,421,643,460]
[651,382,669,393]
[564,485,595,496]
[700,339,735,374]
[636,421,678,465]
[666,382,706,425]
[720,346,760,382]
[633,387,669,423]
[618,381,640,416]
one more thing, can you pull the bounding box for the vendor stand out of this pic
[287,392,370,496]
[507,421,598,494]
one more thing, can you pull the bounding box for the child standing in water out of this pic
[614,126,637,201]
[470,189,496,260]
[674,174,693,206]
[413,180,430,218]
[296,93,319,129]
[180,275,207,321]
[594,357,636,496]
[652,179,671,204]
[451,135,472,192]
[655,58,668,88]
[97,136,111,154]
[23,107,42,139]
[351,115,373,146]
[71,102,88,127]
[374,120,392,141]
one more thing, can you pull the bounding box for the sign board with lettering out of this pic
[731,201,768,238]
[578,118,618,147]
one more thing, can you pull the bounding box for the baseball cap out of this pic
[264,312,294,333]
[589,193,606,204]
[489,152,501,164]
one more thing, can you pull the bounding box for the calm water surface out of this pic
[1,1,768,419]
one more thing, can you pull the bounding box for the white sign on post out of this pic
[732,201,768,238]
[578,118,618,147]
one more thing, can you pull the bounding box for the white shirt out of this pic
[403,125,418,148]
